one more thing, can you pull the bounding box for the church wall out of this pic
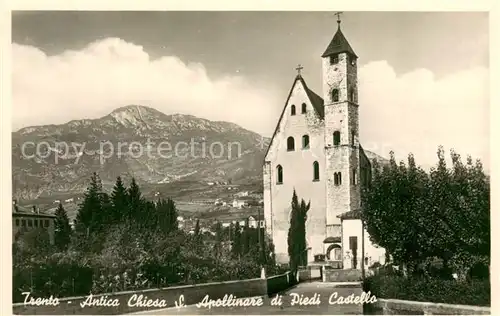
[341,219,386,270]
[264,79,326,264]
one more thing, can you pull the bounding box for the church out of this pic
[263,17,385,271]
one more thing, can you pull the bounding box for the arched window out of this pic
[333,131,341,146]
[302,135,310,149]
[352,168,357,185]
[291,105,296,116]
[351,130,356,146]
[287,137,295,151]
[313,161,320,181]
[349,88,355,102]
[301,103,307,114]
[276,165,283,184]
[339,172,342,185]
[332,89,339,102]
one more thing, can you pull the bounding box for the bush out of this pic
[363,270,490,306]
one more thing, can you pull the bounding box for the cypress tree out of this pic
[194,219,201,236]
[232,221,242,258]
[288,190,309,271]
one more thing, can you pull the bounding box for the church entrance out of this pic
[326,243,342,261]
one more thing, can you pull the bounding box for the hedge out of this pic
[363,272,490,307]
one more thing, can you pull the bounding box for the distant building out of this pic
[12,200,56,245]
[248,215,265,229]
[235,191,249,197]
[232,199,246,209]
[64,198,74,203]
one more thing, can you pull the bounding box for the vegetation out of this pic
[288,190,310,272]
[12,173,283,303]
[362,147,490,306]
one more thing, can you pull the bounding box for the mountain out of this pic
[12,105,388,202]
[12,105,269,200]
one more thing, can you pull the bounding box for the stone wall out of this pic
[13,278,268,315]
[366,298,490,315]
[323,268,362,282]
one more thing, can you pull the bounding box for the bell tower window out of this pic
[332,89,339,102]
[333,131,341,146]
[330,54,339,65]
[291,105,296,116]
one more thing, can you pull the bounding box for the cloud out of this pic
[12,37,281,135]
[358,60,489,171]
[12,38,489,170]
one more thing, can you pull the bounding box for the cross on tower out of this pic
[334,11,343,26]
[296,64,304,75]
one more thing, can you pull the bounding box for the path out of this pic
[129,281,363,315]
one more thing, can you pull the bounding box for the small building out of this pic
[235,191,249,197]
[248,215,265,229]
[232,199,246,209]
[12,200,56,245]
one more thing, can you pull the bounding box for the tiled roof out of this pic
[337,208,362,220]
[323,236,341,243]
[12,204,56,218]
[322,27,357,58]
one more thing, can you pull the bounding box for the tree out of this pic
[127,178,144,224]
[232,221,242,258]
[156,198,179,234]
[54,203,72,251]
[75,173,103,243]
[110,176,128,224]
[194,219,201,236]
[287,190,309,272]
[362,147,490,276]
[214,221,223,258]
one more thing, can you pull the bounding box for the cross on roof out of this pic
[296,64,304,75]
[335,12,343,26]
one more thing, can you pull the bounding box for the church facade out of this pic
[263,21,385,270]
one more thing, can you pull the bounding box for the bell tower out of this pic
[323,14,361,239]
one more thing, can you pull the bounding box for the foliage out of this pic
[287,190,310,272]
[13,174,283,303]
[361,147,489,276]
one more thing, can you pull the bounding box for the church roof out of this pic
[321,26,357,58]
[263,75,324,160]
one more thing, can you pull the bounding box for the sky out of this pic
[11,11,489,170]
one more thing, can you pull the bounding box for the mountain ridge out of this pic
[12,105,387,201]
